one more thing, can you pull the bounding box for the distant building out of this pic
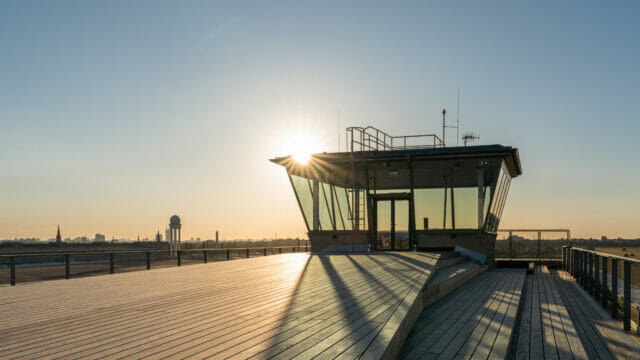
[155,231,162,242]
[165,228,171,243]
[95,234,106,243]
[56,225,62,244]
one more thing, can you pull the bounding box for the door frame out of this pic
[371,193,411,250]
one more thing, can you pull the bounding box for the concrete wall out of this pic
[415,230,498,267]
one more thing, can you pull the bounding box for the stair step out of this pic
[422,261,488,308]
[434,254,469,270]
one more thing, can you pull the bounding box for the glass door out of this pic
[375,199,410,250]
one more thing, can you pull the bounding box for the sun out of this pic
[282,129,322,165]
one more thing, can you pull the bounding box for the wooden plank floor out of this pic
[515,266,588,360]
[552,269,640,359]
[400,269,526,359]
[0,252,440,360]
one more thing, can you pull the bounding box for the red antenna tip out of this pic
[442,108,446,114]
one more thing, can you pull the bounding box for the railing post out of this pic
[10,256,15,286]
[293,247,296,253]
[602,257,608,308]
[279,247,282,254]
[508,231,513,258]
[65,254,70,279]
[226,249,230,260]
[537,231,541,259]
[623,261,631,331]
[246,249,250,258]
[611,258,618,318]
[264,248,267,256]
[204,250,208,264]
[593,254,602,300]
[177,250,181,266]
[589,253,595,295]
[109,253,114,274]
[146,252,151,270]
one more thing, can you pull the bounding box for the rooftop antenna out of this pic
[462,132,480,146]
[456,89,460,146]
[442,108,446,147]
[442,107,459,148]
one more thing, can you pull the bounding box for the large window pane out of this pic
[454,187,478,229]
[319,183,334,230]
[415,188,448,230]
[290,175,313,230]
[334,186,352,230]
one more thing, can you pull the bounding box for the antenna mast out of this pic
[442,108,446,147]
[456,89,460,146]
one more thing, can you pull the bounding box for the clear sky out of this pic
[1,1,639,240]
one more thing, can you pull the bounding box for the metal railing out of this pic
[563,246,640,333]
[346,126,444,152]
[496,229,571,259]
[1,246,310,286]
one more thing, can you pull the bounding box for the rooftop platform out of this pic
[0,252,441,359]
[1,253,638,359]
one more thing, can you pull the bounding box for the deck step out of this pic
[434,254,469,270]
[422,260,487,308]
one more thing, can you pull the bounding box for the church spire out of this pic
[56,225,62,244]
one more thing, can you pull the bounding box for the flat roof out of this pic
[271,144,522,178]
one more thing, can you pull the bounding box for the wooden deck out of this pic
[552,269,640,359]
[0,252,440,360]
[401,269,526,359]
[515,266,588,360]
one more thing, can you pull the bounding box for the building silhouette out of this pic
[56,225,62,244]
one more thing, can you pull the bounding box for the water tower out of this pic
[169,215,181,257]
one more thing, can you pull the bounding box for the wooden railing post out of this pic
[279,247,282,254]
[226,249,230,260]
[177,250,182,266]
[602,256,608,308]
[204,250,208,264]
[263,248,267,256]
[623,261,631,331]
[611,258,618,318]
[65,254,70,279]
[246,249,250,258]
[10,256,15,286]
[109,253,114,274]
[146,252,151,270]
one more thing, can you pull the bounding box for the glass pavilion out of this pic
[271,127,521,265]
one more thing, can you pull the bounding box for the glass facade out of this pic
[289,174,366,231]
[289,159,512,234]
[486,161,512,232]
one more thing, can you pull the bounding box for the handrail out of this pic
[0,246,293,258]
[566,247,640,266]
[563,246,640,333]
[2,246,310,286]
[346,126,444,152]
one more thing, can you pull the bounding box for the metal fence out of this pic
[496,229,571,259]
[563,246,640,333]
[0,246,310,286]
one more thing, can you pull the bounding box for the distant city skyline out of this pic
[2,2,640,239]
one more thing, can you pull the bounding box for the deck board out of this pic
[515,266,588,360]
[0,252,440,360]
[400,269,526,360]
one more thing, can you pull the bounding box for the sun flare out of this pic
[283,130,322,165]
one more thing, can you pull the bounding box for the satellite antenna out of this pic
[462,132,480,146]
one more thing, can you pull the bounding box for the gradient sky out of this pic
[1,1,639,240]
